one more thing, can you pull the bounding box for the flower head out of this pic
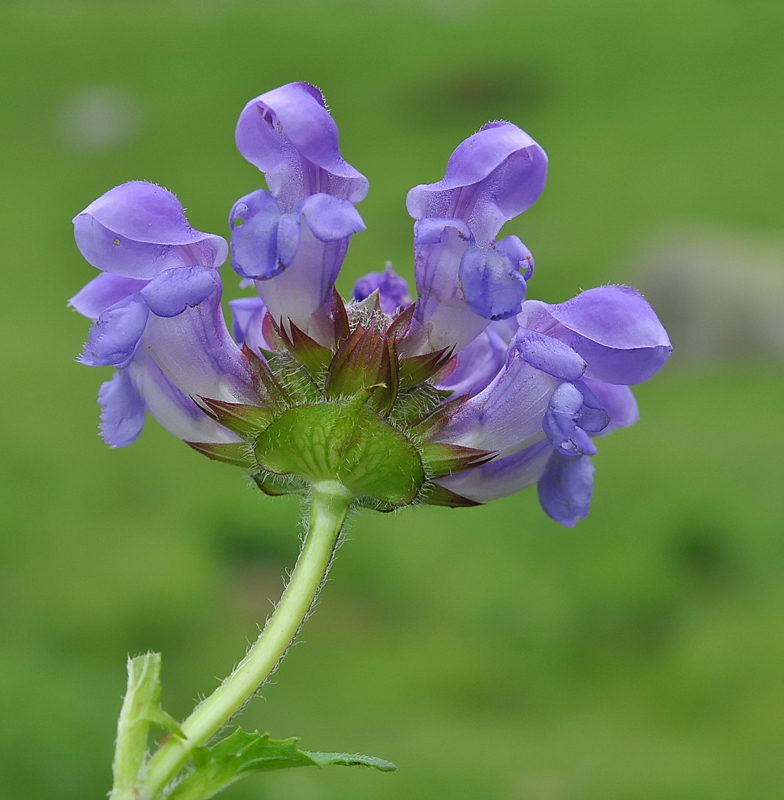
[71,83,671,525]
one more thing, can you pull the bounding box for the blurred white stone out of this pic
[630,227,784,362]
[58,86,140,150]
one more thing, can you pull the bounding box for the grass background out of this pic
[0,1,782,798]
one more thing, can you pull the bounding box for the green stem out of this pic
[140,481,352,799]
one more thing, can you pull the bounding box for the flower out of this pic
[71,82,671,525]
[71,181,255,446]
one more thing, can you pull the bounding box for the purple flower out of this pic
[230,83,368,343]
[72,84,672,526]
[352,264,412,316]
[435,286,671,525]
[71,182,252,446]
[405,121,546,353]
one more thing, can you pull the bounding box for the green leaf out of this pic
[111,653,183,799]
[307,751,398,771]
[167,729,395,800]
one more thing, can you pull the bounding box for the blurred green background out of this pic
[1,0,782,798]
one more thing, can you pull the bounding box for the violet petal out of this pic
[352,264,412,315]
[79,294,149,368]
[543,382,598,457]
[97,369,146,447]
[406,121,547,243]
[519,286,672,384]
[229,296,269,352]
[229,189,286,280]
[299,193,365,242]
[74,181,228,279]
[141,266,219,318]
[69,273,148,319]
[235,82,368,210]
[436,440,553,503]
[514,328,587,381]
[537,451,595,527]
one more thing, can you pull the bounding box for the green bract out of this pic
[189,291,493,510]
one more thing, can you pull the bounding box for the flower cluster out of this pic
[71,82,671,526]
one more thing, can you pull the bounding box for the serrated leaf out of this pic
[167,729,395,800]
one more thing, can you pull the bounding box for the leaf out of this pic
[167,729,395,800]
[111,653,183,798]
[307,751,397,771]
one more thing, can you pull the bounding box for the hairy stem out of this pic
[140,481,352,799]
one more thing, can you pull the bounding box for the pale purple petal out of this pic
[74,181,228,280]
[437,326,507,397]
[97,369,146,447]
[299,194,365,242]
[542,382,598,457]
[435,345,560,456]
[69,273,148,319]
[142,283,256,404]
[435,440,553,503]
[411,218,489,353]
[128,350,242,444]
[406,121,547,243]
[582,379,639,435]
[519,286,672,385]
[352,264,412,315]
[458,235,533,320]
[229,296,269,352]
[252,220,349,343]
[235,82,368,210]
[79,294,149,368]
[537,452,595,527]
[229,189,289,279]
[572,380,611,434]
[140,266,219,318]
[514,328,587,381]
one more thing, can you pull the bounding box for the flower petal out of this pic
[519,286,672,384]
[537,451,595,527]
[74,181,228,279]
[458,235,533,320]
[299,193,365,242]
[229,189,288,280]
[437,326,507,397]
[128,350,242,444]
[542,382,598,457]
[79,294,149,368]
[581,378,639,435]
[411,218,489,353]
[514,328,587,381]
[69,272,148,319]
[435,345,560,456]
[229,295,269,353]
[352,264,412,315]
[406,121,547,243]
[435,440,553,503]
[140,266,219,318]
[142,281,256,404]
[235,82,368,210]
[97,369,146,447]
[252,218,351,343]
